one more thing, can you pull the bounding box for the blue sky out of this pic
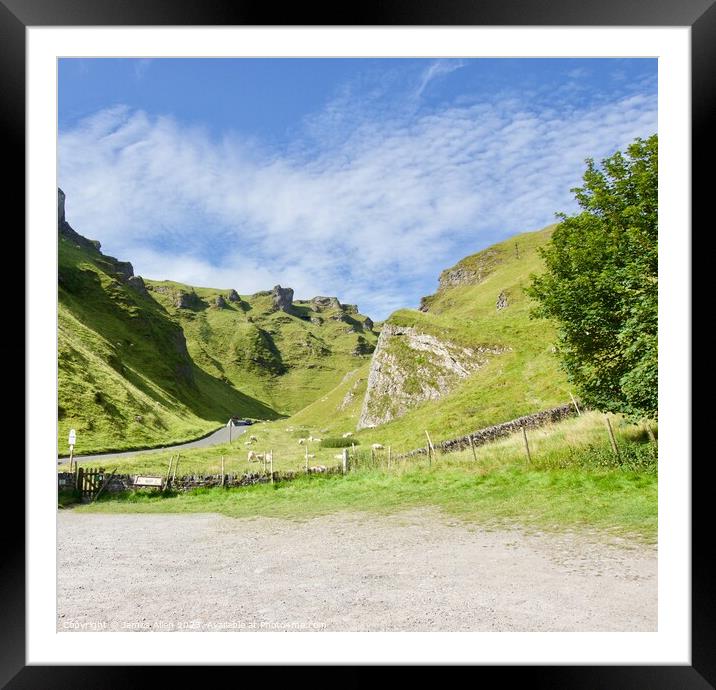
[59,58,657,319]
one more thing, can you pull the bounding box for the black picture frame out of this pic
[7,0,708,685]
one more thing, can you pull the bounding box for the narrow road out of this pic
[58,425,249,465]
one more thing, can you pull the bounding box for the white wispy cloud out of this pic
[59,86,657,320]
[414,59,466,98]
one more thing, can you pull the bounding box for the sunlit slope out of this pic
[58,238,276,455]
[303,225,570,452]
[145,283,378,416]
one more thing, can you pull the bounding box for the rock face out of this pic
[310,296,341,311]
[112,260,134,282]
[227,289,241,302]
[363,317,374,331]
[496,291,508,310]
[271,285,294,312]
[352,335,375,356]
[175,291,203,310]
[419,247,503,313]
[58,188,147,288]
[215,294,227,309]
[357,324,508,429]
[58,188,102,254]
[127,275,148,295]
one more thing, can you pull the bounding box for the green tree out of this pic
[527,134,657,419]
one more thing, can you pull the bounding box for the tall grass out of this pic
[77,412,658,541]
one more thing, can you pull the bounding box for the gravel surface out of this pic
[57,508,656,632]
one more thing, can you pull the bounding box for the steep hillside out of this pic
[57,189,377,454]
[274,225,572,452]
[144,282,378,416]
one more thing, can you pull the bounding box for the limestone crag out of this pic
[419,247,503,313]
[271,285,294,312]
[58,187,148,288]
[227,289,241,302]
[357,323,508,429]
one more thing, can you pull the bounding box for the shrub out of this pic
[319,437,360,448]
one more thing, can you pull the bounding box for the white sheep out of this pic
[334,454,344,460]
[306,453,316,459]
[308,465,327,473]
[371,443,384,450]
[342,432,353,438]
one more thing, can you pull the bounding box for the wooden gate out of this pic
[76,467,105,502]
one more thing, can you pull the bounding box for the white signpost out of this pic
[227,419,233,444]
[68,429,77,472]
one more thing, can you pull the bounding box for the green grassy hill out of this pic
[57,198,377,455]
[274,225,572,452]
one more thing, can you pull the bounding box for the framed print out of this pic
[6,0,710,685]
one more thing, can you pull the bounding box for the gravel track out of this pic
[57,508,656,632]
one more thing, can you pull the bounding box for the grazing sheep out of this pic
[371,443,384,450]
[308,465,327,473]
[306,453,316,459]
[342,432,353,438]
[247,450,256,462]
[334,454,344,460]
[244,441,253,446]
[247,450,265,463]
[298,438,306,445]
[249,435,258,442]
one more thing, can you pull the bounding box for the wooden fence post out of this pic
[605,415,620,460]
[521,425,532,464]
[425,430,435,466]
[388,446,392,469]
[221,455,225,486]
[270,450,273,484]
[569,391,581,416]
[468,435,477,462]
[76,467,84,499]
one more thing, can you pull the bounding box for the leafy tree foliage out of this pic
[528,135,657,419]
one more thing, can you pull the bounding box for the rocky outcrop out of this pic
[311,296,341,311]
[352,335,375,356]
[215,295,227,309]
[174,291,203,310]
[111,260,134,282]
[127,275,148,296]
[419,247,503,313]
[496,291,508,310]
[227,289,241,302]
[357,323,508,429]
[271,285,294,312]
[363,317,374,331]
[58,188,145,287]
[58,188,102,254]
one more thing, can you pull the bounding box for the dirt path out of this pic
[57,509,656,632]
